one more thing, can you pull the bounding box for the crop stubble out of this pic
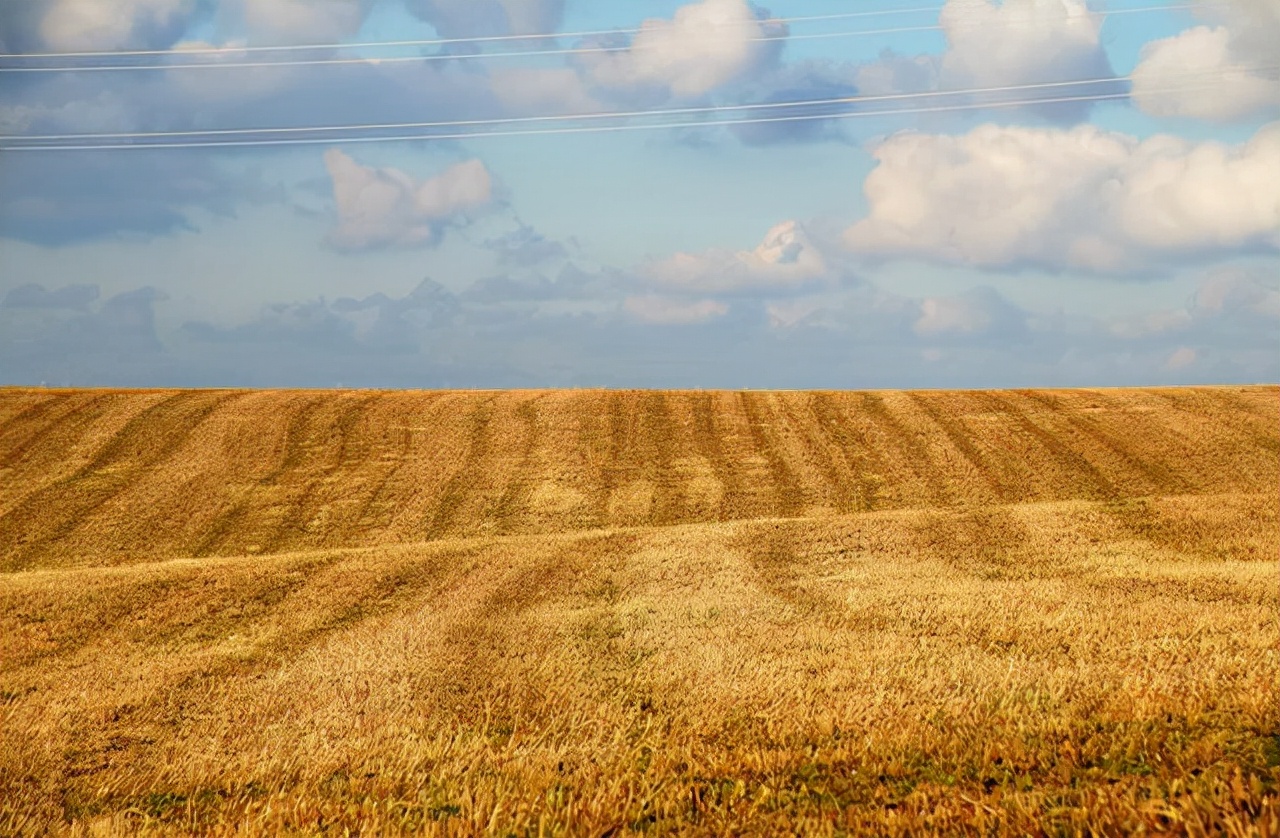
[0,386,1276,836]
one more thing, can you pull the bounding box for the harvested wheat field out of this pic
[0,386,1277,836]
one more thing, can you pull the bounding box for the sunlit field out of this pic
[1,386,1276,835]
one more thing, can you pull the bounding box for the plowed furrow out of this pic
[351,415,419,535]
[642,392,685,525]
[0,392,64,446]
[688,392,743,521]
[424,395,498,539]
[0,393,117,507]
[1151,388,1280,469]
[808,393,883,513]
[856,392,951,507]
[0,387,1274,570]
[907,392,1011,504]
[492,394,545,534]
[1025,390,1194,496]
[191,395,329,558]
[738,392,804,518]
[0,391,239,570]
[261,393,382,554]
[979,391,1118,502]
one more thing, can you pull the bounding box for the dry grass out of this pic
[0,386,1276,836]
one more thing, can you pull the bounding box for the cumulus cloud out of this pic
[912,287,1030,344]
[765,299,821,328]
[829,0,1125,127]
[1,286,170,384]
[577,0,785,100]
[482,223,570,267]
[939,0,1112,89]
[324,150,495,251]
[240,0,372,42]
[406,0,564,38]
[1110,268,1280,339]
[1194,268,1280,319]
[1132,7,1280,122]
[624,295,729,324]
[844,121,1280,273]
[488,67,603,117]
[1107,308,1194,340]
[0,153,283,246]
[0,59,500,244]
[332,277,463,351]
[183,299,360,351]
[1164,347,1197,370]
[91,288,170,353]
[5,268,1277,387]
[2,284,100,311]
[728,61,862,145]
[852,50,938,98]
[34,0,195,51]
[464,273,573,304]
[644,221,829,294]
[843,0,1118,123]
[186,279,461,355]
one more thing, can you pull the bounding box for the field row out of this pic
[0,387,1274,569]
[1,491,1276,835]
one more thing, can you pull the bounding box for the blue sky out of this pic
[0,0,1276,388]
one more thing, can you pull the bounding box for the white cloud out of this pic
[1194,268,1280,318]
[940,0,1110,88]
[165,40,303,102]
[578,0,784,99]
[406,0,564,38]
[765,299,821,328]
[0,90,136,135]
[844,121,1280,273]
[38,0,194,51]
[849,0,1115,121]
[1108,268,1279,339]
[853,52,938,97]
[242,0,371,42]
[489,67,603,117]
[1165,346,1197,370]
[1108,308,1194,340]
[624,295,728,324]
[1131,27,1278,122]
[324,150,494,251]
[644,220,828,293]
[1131,0,1280,122]
[497,0,565,35]
[912,286,1027,338]
[915,296,994,337]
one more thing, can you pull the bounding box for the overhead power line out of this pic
[1,75,1144,142]
[0,2,1211,73]
[0,6,946,60]
[0,32,792,73]
[7,65,1261,145]
[0,83,1223,152]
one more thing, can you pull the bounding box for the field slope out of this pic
[1,386,1277,835]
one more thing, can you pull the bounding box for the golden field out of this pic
[0,386,1276,836]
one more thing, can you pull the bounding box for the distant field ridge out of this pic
[0,386,1275,571]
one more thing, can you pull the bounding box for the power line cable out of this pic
[0,84,1219,152]
[1,3,1210,61]
[0,2,1211,73]
[7,64,1261,144]
[0,75,1152,142]
[0,6,946,59]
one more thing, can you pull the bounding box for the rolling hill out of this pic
[1,386,1276,835]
